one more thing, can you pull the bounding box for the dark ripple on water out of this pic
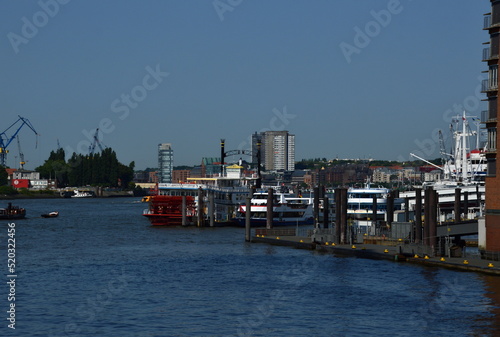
[0,198,498,336]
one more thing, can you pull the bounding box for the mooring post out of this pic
[182,195,187,226]
[386,191,394,227]
[415,188,422,244]
[372,194,378,234]
[313,186,320,229]
[429,189,438,255]
[323,196,329,229]
[209,192,215,227]
[341,188,348,244]
[463,192,469,221]
[335,188,341,244]
[197,187,204,227]
[266,188,274,229]
[245,196,251,242]
[405,197,410,222]
[455,188,461,224]
[424,187,431,246]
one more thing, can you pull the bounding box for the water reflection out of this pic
[475,275,500,336]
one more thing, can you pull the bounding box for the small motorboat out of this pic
[41,211,59,218]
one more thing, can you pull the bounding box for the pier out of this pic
[250,229,500,276]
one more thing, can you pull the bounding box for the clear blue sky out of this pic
[0,0,490,170]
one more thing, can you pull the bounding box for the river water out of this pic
[1,197,499,336]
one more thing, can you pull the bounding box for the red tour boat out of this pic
[142,195,196,226]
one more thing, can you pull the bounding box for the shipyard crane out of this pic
[16,135,25,170]
[0,116,38,167]
[88,128,106,155]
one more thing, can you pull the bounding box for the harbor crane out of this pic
[16,135,25,170]
[88,128,106,155]
[0,115,38,167]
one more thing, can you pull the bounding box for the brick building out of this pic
[484,1,500,252]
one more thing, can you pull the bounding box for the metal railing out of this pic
[483,47,491,61]
[485,15,491,29]
[482,79,498,92]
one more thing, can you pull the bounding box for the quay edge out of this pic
[250,236,500,276]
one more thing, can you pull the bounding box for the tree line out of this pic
[35,148,134,188]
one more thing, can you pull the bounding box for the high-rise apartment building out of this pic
[158,143,173,183]
[483,1,500,252]
[252,131,295,171]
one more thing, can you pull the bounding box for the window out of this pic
[488,127,497,151]
[490,65,498,90]
[489,96,498,120]
[492,32,499,59]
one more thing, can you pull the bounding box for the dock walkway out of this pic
[251,235,500,276]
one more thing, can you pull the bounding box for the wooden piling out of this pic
[209,193,214,227]
[323,196,329,229]
[429,189,438,252]
[386,191,394,226]
[197,187,204,227]
[415,188,422,244]
[245,196,251,242]
[464,192,469,221]
[340,188,348,244]
[335,188,341,243]
[182,195,187,226]
[313,186,320,229]
[405,197,410,222]
[424,188,431,246]
[455,188,461,223]
[266,188,274,229]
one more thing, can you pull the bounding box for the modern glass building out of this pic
[158,143,173,183]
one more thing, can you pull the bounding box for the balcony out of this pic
[482,79,498,93]
[483,47,499,61]
[485,15,492,30]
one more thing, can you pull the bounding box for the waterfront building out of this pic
[172,169,190,183]
[158,143,173,183]
[483,1,500,253]
[201,157,221,177]
[252,131,295,172]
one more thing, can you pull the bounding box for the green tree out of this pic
[0,165,8,186]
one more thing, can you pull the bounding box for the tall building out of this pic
[253,131,295,172]
[158,143,173,183]
[484,1,500,252]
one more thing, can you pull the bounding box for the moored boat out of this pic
[346,181,404,234]
[143,195,197,226]
[0,203,26,220]
[232,190,314,227]
[71,190,94,198]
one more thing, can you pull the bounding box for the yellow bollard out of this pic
[332,243,336,246]
[325,242,329,246]
[424,255,429,259]
[352,245,356,249]
[440,257,446,262]
[384,249,389,253]
[414,254,419,258]
[300,240,303,243]
[276,237,280,240]
[488,263,494,268]
[463,260,469,265]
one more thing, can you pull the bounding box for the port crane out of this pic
[0,116,38,167]
[16,135,25,170]
[88,128,106,155]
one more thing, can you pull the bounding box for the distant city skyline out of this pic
[0,1,490,170]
